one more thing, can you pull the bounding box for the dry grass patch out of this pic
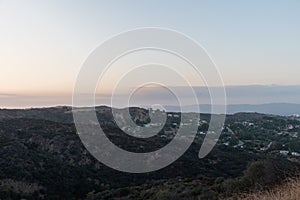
[240,176,300,200]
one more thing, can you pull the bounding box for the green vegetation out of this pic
[0,108,299,199]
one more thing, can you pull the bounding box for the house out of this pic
[233,140,244,148]
[287,124,294,130]
[223,142,229,146]
[260,142,272,151]
[292,133,298,138]
[292,152,300,157]
[242,121,254,126]
[279,150,289,156]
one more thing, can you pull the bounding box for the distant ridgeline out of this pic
[165,103,300,116]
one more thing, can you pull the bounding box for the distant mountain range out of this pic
[164,103,300,116]
[1,103,300,117]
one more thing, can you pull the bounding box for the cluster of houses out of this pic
[279,150,300,157]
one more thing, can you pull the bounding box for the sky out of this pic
[0,0,300,108]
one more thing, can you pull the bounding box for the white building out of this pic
[292,152,300,157]
[280,150,289,156]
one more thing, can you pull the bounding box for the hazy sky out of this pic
[1,0,300,107]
